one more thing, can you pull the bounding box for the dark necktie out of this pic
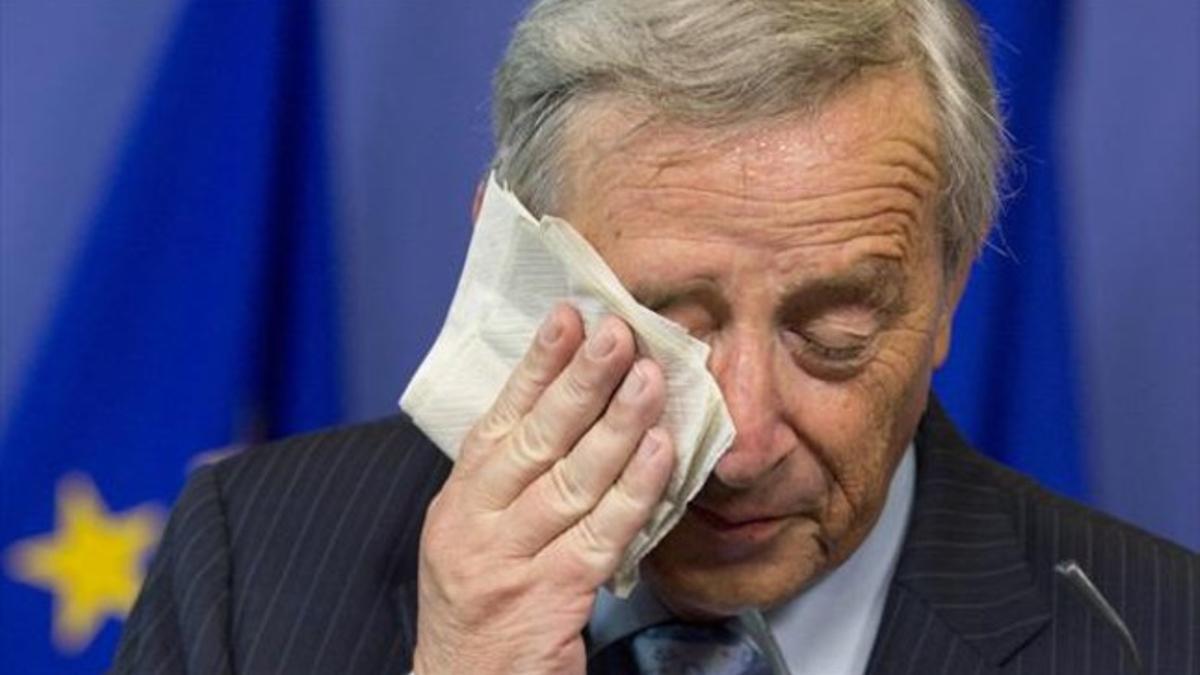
[625,619,774,675]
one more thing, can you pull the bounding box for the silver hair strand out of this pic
[491,0,1007,271]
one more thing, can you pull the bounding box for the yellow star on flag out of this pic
[4,473,163,653]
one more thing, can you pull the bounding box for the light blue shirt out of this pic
[587,445,916,674]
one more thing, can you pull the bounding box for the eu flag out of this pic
[0,2,341,672]
[936,0,1087,499]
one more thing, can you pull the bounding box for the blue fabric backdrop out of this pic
[0,2,340,672]
[934,1,1085,498]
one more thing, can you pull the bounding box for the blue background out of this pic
[1,1,1196,672]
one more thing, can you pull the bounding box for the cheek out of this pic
[783,379,887,506]
[781,355,898,453]
[779,330,932,506]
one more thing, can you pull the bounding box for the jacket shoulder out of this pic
[208,416,450,672]
[207,413,453,575]
[987,453,1198,671]
[916,403,1198,671]
[919,399,1194,564]
[960,442,1195,569]
[211,415,448,491]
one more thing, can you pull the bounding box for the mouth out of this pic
[686,503,791,543]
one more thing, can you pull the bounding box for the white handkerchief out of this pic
[400,174,735,596]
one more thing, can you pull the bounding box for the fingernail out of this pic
[539,312,562,345]
[638,430,662,458]
[618,362,646,402]
[586,323,616,358]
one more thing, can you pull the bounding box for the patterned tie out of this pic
[627,619,774,675]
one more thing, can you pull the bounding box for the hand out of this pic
[413,304,675,675]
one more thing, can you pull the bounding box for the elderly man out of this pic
[113,1,1196,673]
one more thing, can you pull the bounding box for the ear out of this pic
[933,252,972,369]
[471,176,487,223]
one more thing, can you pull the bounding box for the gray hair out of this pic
[492,0,1005,271]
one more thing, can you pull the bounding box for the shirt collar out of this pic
[586,443,916,672]
[586,571,673,658]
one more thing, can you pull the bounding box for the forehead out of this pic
[559,68,942,252]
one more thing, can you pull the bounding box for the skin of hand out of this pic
[412,305,676,674]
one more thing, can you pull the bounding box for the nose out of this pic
[708,328,792,489]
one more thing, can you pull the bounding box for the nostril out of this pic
[714,444,769,489]
[712,419,793,489]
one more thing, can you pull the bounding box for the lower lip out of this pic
[686,506,789,544]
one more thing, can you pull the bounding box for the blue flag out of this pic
[936,0,1086,499]
[0,2,340,672]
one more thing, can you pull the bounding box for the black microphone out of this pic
[1055,559,1143,675]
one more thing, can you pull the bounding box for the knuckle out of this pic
[547,461,592,518]
[604,393,647,431]
[463,416,502,450]
[611,473,650,515]
[521,346,560,390]
[509,419,558,469]
[559,366,601,407]
[574,516,609,558]
[472,396,525,448]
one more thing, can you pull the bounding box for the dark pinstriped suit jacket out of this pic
[112,400,1197,674]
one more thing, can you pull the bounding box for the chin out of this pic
[641,513,831,620]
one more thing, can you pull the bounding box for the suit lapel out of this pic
[867,398,1050,673]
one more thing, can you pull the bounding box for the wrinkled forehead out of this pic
[554,68,945,276]
[560,67,941,205]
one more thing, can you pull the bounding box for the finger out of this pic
[460,303,583,466]
[475,315,636,506]
[543,427,675,588]
[503,359,665,554]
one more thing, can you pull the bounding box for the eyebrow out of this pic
[629,258,907,318]
[631,276,731,318]
[779,258,908,318]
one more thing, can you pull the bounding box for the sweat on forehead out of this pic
[558,69,942,211]
[555,70,943,273]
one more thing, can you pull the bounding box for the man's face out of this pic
[560,70,963,618]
